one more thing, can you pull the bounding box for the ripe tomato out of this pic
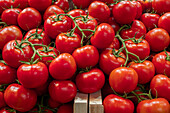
[57,104,73,113]
[72,45,99,69]
[144,0,152,12]
[105,38,120,50]
[137,98,170,113]
[13,0,29,9]
[18,7,42,31]
[145,28,170,52]
[129,60,155,84]
[72,0,91,9]
[107,17,120,33]
[103,94,134,113]
[0,92,6,109]
[152,51,170,77]
[158,12,170,34]
[131,1,142,19]
[0,0,13,14]
[48,80,77,103]
[112,1,137,24]
[0,26,22,50]
[33,80,49,96]
[76,68,105,93]
[2,40,33,68]
[109,67,138,94]
[48,98,61,109]
[67,9,85,17]
[152,0,170,14]
[0,62,16,84]
[49,53,76,80]
[1,8,21,25]
[4,84,37,112]
[54,0,69,11]
[0,108,15,113]
[91,23,115,49]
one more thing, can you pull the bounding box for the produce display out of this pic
[0,0,170,113]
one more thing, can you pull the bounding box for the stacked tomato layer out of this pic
[0,0,170,113]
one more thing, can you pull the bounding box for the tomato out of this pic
[0,62,16,84]
[0,0,13,14]
[48,98,61,109]
[152,51,170,77]
[13,0,29,9]
[137,98,170,113]
[76,68,105,93]
[1,8,21,25]
[72,0,91,9]
[120,20,146,39]
[44,14,71,39]
[49,53,76,80]
[57,104,73,113]
[107,17,120,33]
[129,60,155,84]
[72,45,99,69]
[109,67,138,94]
[99,49,126,75]
[0,26,22,50]
[4,84,37,112]
[48,80,77,103]
[135,0,145,11]
[55,32,81,54]
[18,7,42,31]
[67,9,85,17]
[0,108,15,113]
[28,0,52,12]
[112,1,137,25]
[140,13,160,30]
[103,94,134,113]
[131,1,142,19]
[145,28,170,52]
[0,92,6,109]
[91,23,115,49]
[152,0,170,14]
[24,29,51,49]
[43,5,64,21]
[105,37,120,50]
[158,12,170,34]
[29,107,53,113]
[144,0,152,12]
[33,80,49,96]
[150,74,170,101]
[88,1,110,23]
[2,40,33,68]
[54,0,69,11]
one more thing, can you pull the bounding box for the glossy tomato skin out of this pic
[4,84,37,112]
[112,1,137,25]
[131,1,142,19]
[150,74,170,101]
[72,0,91,9]
[145,28,170,52]
[0,26,22,50]
[49,53,76,80]
[72,45,99,69]
[109,67,138,94]
[152,51,170,77]
[13,0,29,9]
[129,60,155,84]
[57,104,73,113]
[54,0,69,11]
[137,98,170,113]
[140,13,160,30]
[18,7,42,31]
[91,23,115,49]
[152,0,170,14]
[0,92,6,108]
[49,80,77,103]
[67,9,85,17]
[76,68,105,93]
[103,94,134,113]
[0,62,16,84]
[0,107,15,113]
[107,17,120,33]
[44,14,71,39]
[0,0,13,14]
[1,8,21,25]
[105,38,120,50]
[158,12,170,34]
[99,49,126,75]
[2,40,33,68]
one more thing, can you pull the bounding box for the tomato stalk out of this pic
[164,49,170,61]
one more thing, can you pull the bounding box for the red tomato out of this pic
[88,1,110,23]
[55,32,81,54]
[44,14,71,39]
[152,0,170,14]
[0,62,16,84]
[129,60,155,84]
[28,0,52,12]
[0,108,15,113]
[101,81,114,98]
[76,68,105,93]
[158,12,170,34]
[91,23,115,49]
[48,98,61,109]
[131,1,142,19]
[72,45,99,69]
[137,98,170,113]
[1,8,21,25]
[67,9,85,17]
[4,84,37,112]
[152,51,170,77]
[112,1,137,24]
[150,74,170,101]
[72,0,91,9]
[109,67,138,94]
[49,53,76,80]
[0,26,22,50]
[145,28,170,52]
[18,7,42,31]
[107,17,120,33]
[54,0,69,11]
[140,13,160,30]
[57,104,73,113]
[105,38,120,50]
[0,0,13,14]
[13,0,29,9]
[48,80,77,103]
[99,49,126,75]
[33,80,49,96]
[144,0,152,12]
[2,40,33,68]
[103,94,134,113]
[0,92,6,109]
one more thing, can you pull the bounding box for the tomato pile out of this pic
[0,0,170,113]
